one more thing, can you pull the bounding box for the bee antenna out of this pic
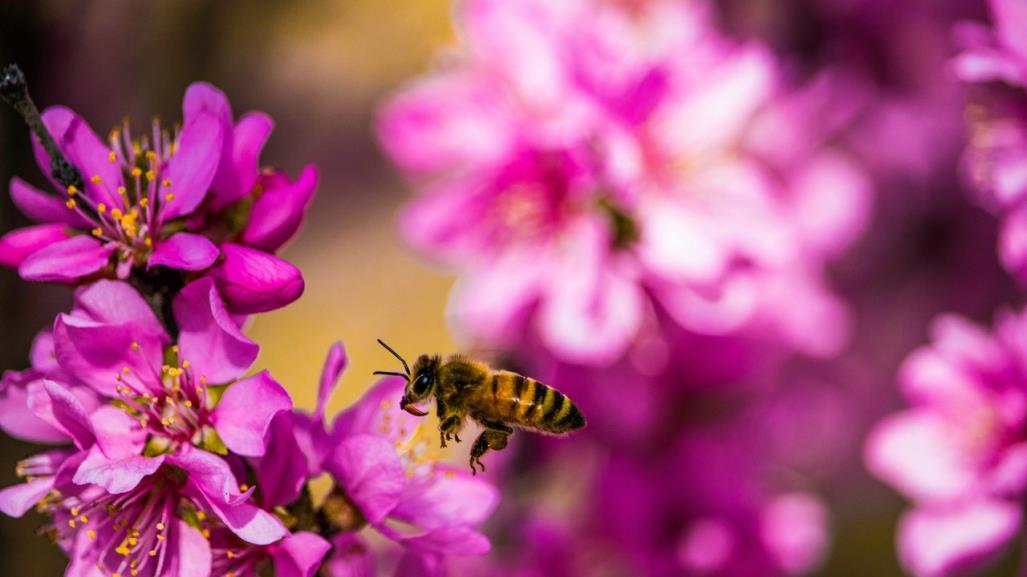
[376,339,410,376]
[372,371,408,378]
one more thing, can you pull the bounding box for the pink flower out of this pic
[954,0,1027,281]
[378,0,870,367]
[295,343,499,575]
[866,310,1027,577]
[0,81,312,314]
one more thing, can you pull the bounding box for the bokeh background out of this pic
[0,1,1021,576]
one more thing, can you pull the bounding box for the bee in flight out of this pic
[374,340,586,474]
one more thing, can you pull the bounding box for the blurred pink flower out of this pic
[866,310,1027,577]
[379,0,870,367]
[955,0,1027,281]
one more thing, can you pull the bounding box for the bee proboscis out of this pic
[374,340,586,474]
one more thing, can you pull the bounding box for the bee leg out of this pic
[469,429,511,475]
[439,415,462,448]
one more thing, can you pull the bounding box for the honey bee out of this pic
[374,340,586,474]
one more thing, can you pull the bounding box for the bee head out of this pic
[373,339,437,417]
[400,355,441,416]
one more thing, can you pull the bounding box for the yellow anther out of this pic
[117,186,127,196]
[183,400,193,408]
[182,361,191,369]
[156,522,165,531]
[199,376,207,385]
[113,573,122,577]
[70,507,80,516]
[145,151,157,160]
[202,529,211,539]
[109,151,117,163]
[87,529,96,539]
[66,185,78,196]
[79,515,88,522]
[131,570,139,577]
[131,167,142,178]
[122,366,131,375]
[164,193,175,202]
[111,208,124,219]
[139,198,149,208]
[145,170,156,181]
[131,342,140,351]
[66,199,77,209]
[172,345,180,353]
[90,175,102,184]
[162,179,172,187]
[239,484,249,492]
[92,228,103,237]
[144,238,153,247]
[98,203,107,213]
[149,550,157,557]
[227,551,237,559]
[196,511,206,521]
[68,519,76,528]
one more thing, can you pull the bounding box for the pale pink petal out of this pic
[389,469,500,531]
[787,151,872,258]
[73,446,164,494]
[760,493,830,575]
[390,525,491,556]
[991,0,1027,61]
[172,521,213,577]
[0,477,55,518]
[898,501,1020,577]
[27,380,95,450]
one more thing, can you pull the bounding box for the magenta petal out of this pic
[10,177,88,226]
[390,470,499,531]
[392,526,491,556]
[325,434,406,524]
[162,111,225,220]
[73,446,164,494]
[209,112,275,212]
[315,341,347,420]
[72,280,165,336]
[326,534,375,577]
[240,165,318,252]
[169,449,244,504]
[90,405,146,460]
[53,314,165,396]
[254,413,309,508]
[27,380,95,450]
[898,502,1021,577]
[332,377,419,440]
[38,107,124,208]
[292,412,332,476]
[174,277,259,384]
[149,232,220,271]
[270,532,333,577]
[0,477,55,518]
[172,521,213,577]
[0,372,68,443]
[211,370,292,457]
[393,551,444,577]
[1000,206,1027,282]
[201,496,288,546]
[209,243,305,314]
[0,224,69,268]
[19,235,114,282]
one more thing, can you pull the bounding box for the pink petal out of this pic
[865,410,978,503]
[898,501,1020,577]
[325,434,406,524]
[10,177,88,226]
[760,493,830,575]
[292,413,332,476]
[0,372,69,444]
[315,341,348,421]
[18,235,114,282]
[89,405,146,460]
[0,477,55,518]
[53,314,165,396]
[393,552,444,577]
[270,532,333,577]
[198,494,288,546]
[331,377,420,440]
[988,442,1027,497]
[325,534,374,577]
[208,112,275,212]
[787,151,872,258]
[149,232,220,271]
[171,521,213,577]
[161,111,225,220]
[389,469,499,531]
[0,224,69,268]
[209,243,304,314]
[72,446,164,494]
[1000,205,1027,282]
[71,280,166,336]
[169,449,244,504]
[991,0,1027,61]
[211,370,292,457]
[37,107,124,208]
[173,277,259,384]
[254,413,309,508]
[27,380,95,450]
[240,165,318,252]
[390,525,491,556]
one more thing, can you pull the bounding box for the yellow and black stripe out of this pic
[490,372,585,434]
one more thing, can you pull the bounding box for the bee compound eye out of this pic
[413,374,432,395]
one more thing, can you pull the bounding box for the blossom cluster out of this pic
[0,76,497,577]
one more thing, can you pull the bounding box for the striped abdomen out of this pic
[480,371,585,434]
